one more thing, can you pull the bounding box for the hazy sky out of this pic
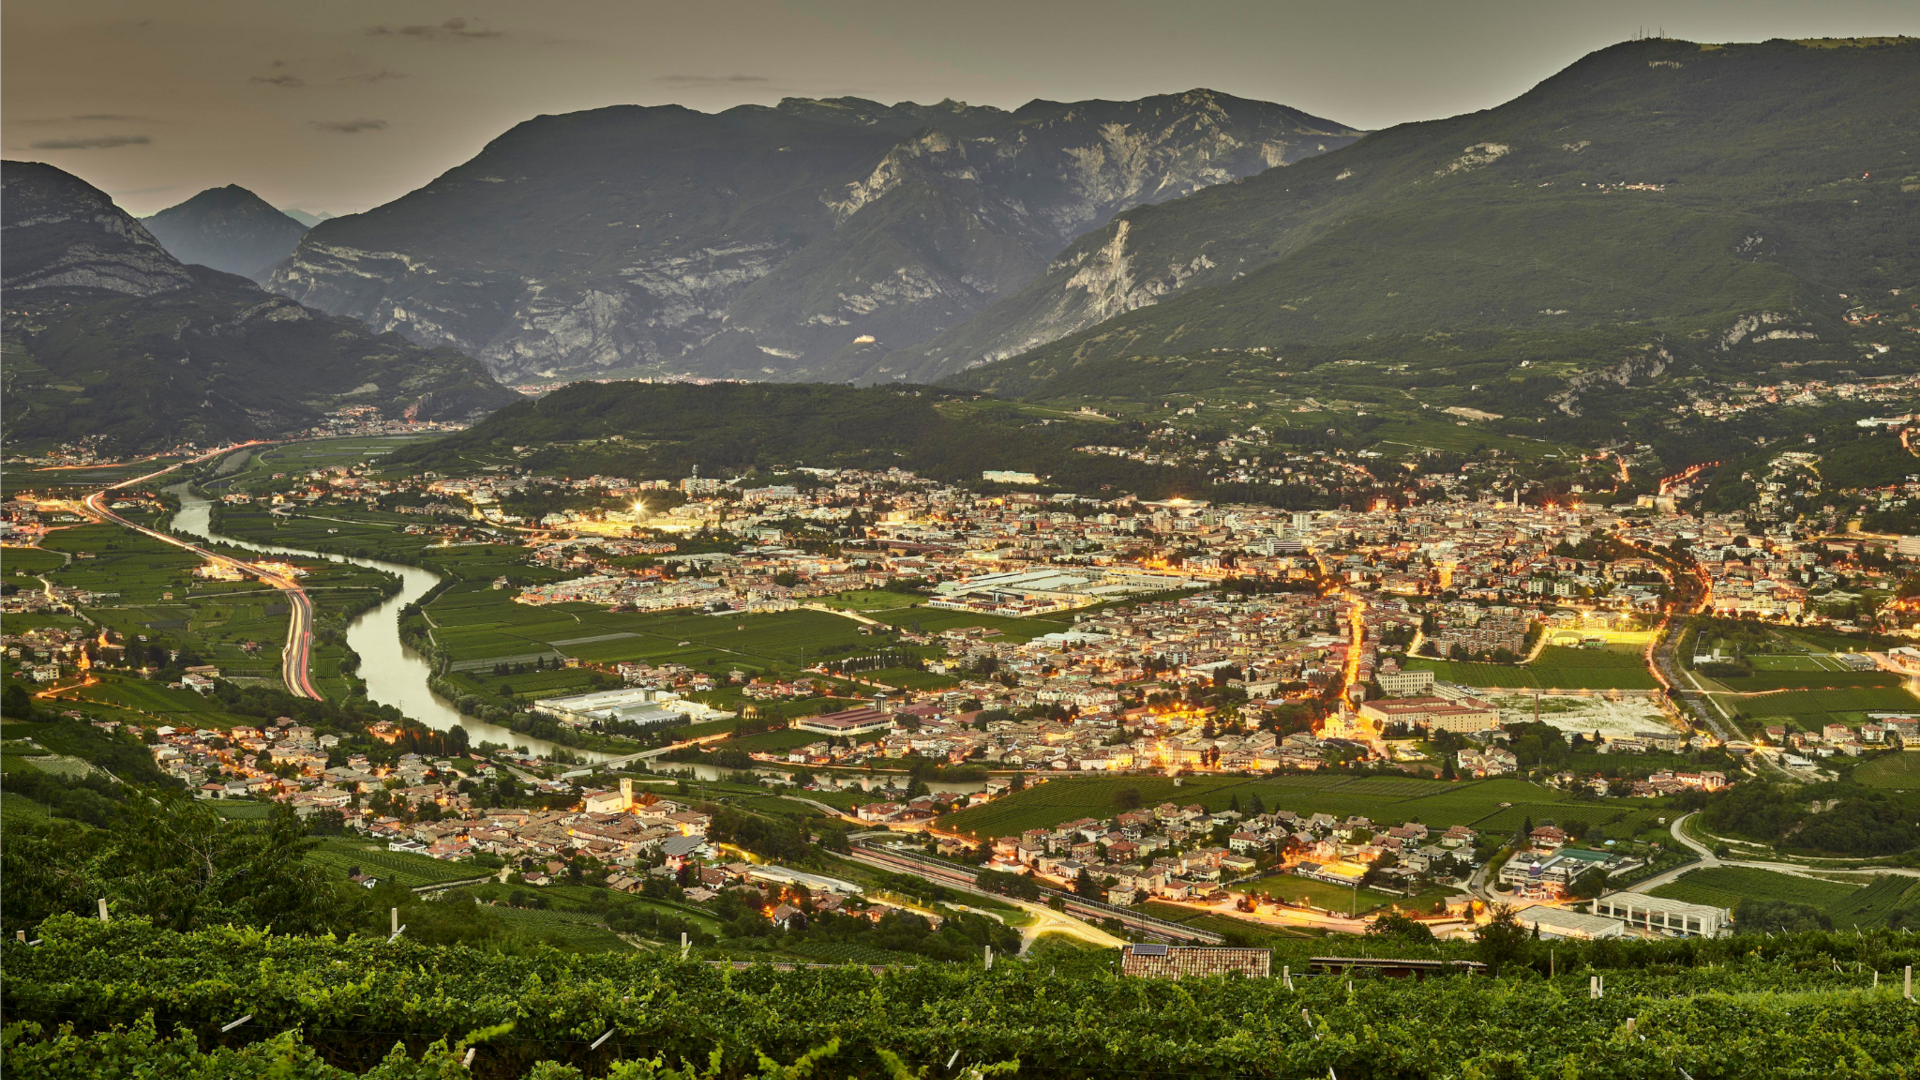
[6,0,1917,217]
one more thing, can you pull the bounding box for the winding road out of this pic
[75,443,323,700]
[1619,812,1920,894]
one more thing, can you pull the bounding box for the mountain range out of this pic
[2,162,518,450]
[932,37,1920,398]
[140,185,311,284]
[267,91,1360,384]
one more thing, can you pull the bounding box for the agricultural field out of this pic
[0,790,52,826]
[869,603,1076,644]
[937,772,1649,841]
[724,727,885,754]
[483,904,633,953]
[1851,752,1920,790]
[1407,646,1658,690]
[38,522,201,606]
[2,545,71,575]
[215,506,438,564]
[1720,686,1920,722]
[1650,867,1920,928]
[307,838,491,889]
[1711,670,1904,691]
[48,672,262,728]
[207,437,439,497]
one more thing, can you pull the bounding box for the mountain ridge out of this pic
[266,90,1361,383]
[922,37,1920,396]
[2,161,518,451]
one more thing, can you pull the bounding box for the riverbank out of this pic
[166,485,615,762]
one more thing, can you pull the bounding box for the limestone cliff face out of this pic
[268,92,1359,383]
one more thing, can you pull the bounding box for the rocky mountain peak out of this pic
[140,184,314,283]
[1,160,197,297]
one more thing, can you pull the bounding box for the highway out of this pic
[74,442,323,701]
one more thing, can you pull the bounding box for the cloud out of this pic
[251,74,306,88]
[29,134,151,150]
[16,114,148,126]
[654,74,771,85]
[311,118,388,134]
[339,69,409,84]
[367,16,503,40]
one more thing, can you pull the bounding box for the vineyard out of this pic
[307,840,489,889]
[1651,869,1920,928]
[6,917,1919,1079]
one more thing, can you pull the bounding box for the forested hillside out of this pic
[915,38,1919,405]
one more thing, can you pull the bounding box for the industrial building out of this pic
[532,687,729,730]
[1589,893,1730,937]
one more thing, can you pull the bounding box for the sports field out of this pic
[1720,686,1919,720]
[1239,875,1408,915]
[1407,646,1658,690]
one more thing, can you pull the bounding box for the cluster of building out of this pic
[1765,717,1920,764]
[970,799,1484,910]
[1673,372,1920,424]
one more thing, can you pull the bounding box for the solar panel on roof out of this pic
[1131,943,1168,957]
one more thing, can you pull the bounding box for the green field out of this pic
[485,904,633,952]
[2,545,70,575]
[1713,671,1904,691]
[723,727,884,754]
[862,666,960,691]
[1240,874,1409,915]
[1650,867,1920,928]
[1722,687,1920,720]
[209,437,440,497]
[1407,646,1658,690]
[1851,752,1920,789]
[938,773,1639,841]
[308,839,489,888]
[0,790,53,825]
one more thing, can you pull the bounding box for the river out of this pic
[167,484,604,761]
[165,484,984,791]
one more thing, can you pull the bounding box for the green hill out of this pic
[911,38,1919,412]
[390,380,1326,503]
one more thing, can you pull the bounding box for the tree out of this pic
[3,682,39,721]
[1567,867,1609,900]
[1,797,346,938]
[1113,786,1143,810]
[1366,912,1436,943]
[1733,898,1832,933]
[1072,868,1103,901]
[1474,904,1532,975]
